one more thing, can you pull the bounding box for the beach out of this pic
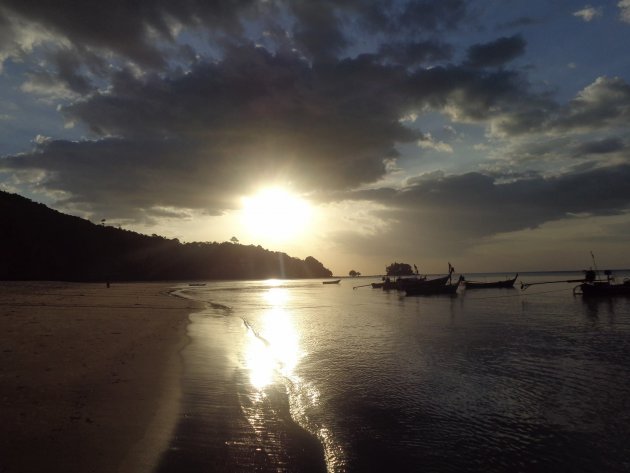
[0,281,201,473]
[4,277,630,472]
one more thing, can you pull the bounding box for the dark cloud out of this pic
[290,1,348,61]
[52,49,95,96]
[1,138,220,218]
[5,0,625,242]
[2,46,424,217]
[22,47,109,98]
[405,65,533,121]
[378,40,453,66]
[397,166,630,223]
[1,31,564,220]
[0,0,257,68]
[465,35,526,68]
[549,76,630,132]
[0,0,473,70]
[287,0,470,59]
[472,75,630,142]
[400,0,468,32]
[487,98,557,136]
[338,165,630,255]
[574,137,625,156]
[497,16,540,30]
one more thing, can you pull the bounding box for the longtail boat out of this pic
[402,274,449,290]
[406,275,464,296]
[405,264,462,296]
[322,279,341,285]
[573,270,630,297]
[521,253,630,297]
[465,274,518,289]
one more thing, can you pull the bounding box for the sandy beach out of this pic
[0,281,202,473]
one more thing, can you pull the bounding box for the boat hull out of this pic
[465,275,517,289]
[400,275,448,291]
[578,282,630,297]
[381,276,428,291]
[406,282,459,296]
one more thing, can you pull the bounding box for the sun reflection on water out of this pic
[245,287,302,390]
[241,284,343,471]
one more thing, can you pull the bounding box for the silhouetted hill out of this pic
[0,191,333,281]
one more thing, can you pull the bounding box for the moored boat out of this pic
[323,279,341,284]
[406,275,464,296]
[573,270,630,296]
[378,275,427,291]
[402,274,449,290]
[405,264,462,296]
[521,254,630,297]
[394,275,429,291]
[464,274,518,289]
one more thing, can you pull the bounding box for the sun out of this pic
[241,187,312,242]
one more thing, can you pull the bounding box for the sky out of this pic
[1,0,630,276]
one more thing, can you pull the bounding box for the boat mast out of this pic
[590,251,600,279]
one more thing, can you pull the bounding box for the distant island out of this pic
[0,190,333,281]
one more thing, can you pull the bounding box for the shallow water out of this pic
[159,272,630,472]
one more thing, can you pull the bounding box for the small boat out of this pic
[188,283,206,286]
[406,275,464,296]
[379,275,428,291]
[322,279,341,285]
[405,265,462,296]
[402,274,448,290]
[464,274,518,289]
[381,278,398,291]
[521,261,630,297]
[574,270,630,297]
[403,263,456,290]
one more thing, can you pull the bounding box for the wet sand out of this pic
[0,281,201,473]
[154,310,328,473]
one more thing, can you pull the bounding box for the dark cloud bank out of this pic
[1,0,629,251]
[340,164,630,252]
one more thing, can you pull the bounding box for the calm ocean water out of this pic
[159,271,630,473]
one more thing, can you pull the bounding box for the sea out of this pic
[157,271,630,473]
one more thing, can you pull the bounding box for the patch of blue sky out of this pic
[0,62,85,157]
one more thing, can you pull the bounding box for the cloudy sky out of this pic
[1,0,630,275]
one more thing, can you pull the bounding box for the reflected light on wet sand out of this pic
[246,287,302,390]
[242,285,341,472]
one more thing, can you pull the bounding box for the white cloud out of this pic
[417,133,453,153]
[619,0,630,22]
[573,6,603,22]
[34,134,51,144]
[0,9,63,73]
[20,73,80,101]
[399,113,418,123]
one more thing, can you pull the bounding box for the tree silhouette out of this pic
[0,190,334,281]
[385,262,413,276]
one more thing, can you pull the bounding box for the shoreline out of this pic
[154,305,328,473]
[0,281,203,473]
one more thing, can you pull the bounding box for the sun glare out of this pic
[241,188,312,242]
